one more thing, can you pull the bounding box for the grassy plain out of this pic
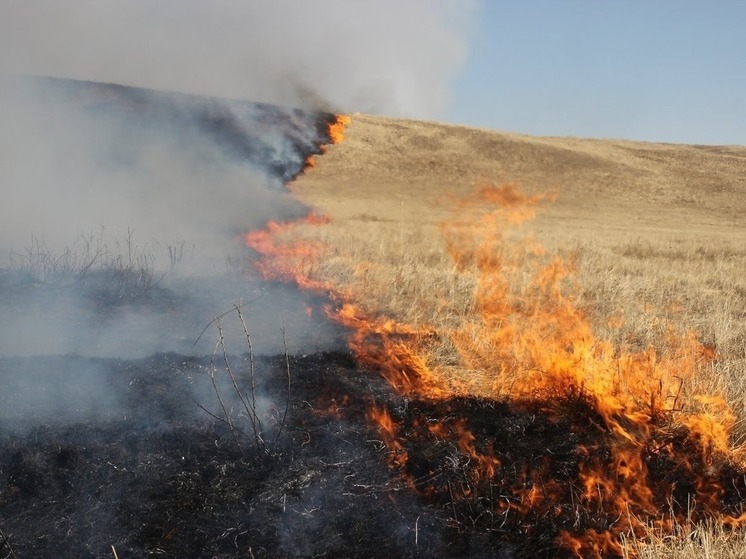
[283,114,746,556]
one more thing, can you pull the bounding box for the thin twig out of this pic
[209,322,243,450]
[235,305,265,450]
[0,527,18,559]
[193,400,247,438]
[448,481,461,532]
[220,310,264,450]
[192,293,264,347]
[274,323,292,451]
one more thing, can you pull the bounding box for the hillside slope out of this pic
[294,113,746,243]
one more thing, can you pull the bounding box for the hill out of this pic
[296,113,746,241]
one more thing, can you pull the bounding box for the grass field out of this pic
[261,113,746,556]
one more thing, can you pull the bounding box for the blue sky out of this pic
[447,1,746,145]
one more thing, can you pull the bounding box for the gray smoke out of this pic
[1,0,477,118]
[0,75,339,357]
[0,77,309,265]
[0,1,478,360]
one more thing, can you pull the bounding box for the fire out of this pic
[245,128,746,555]
[328,114,351,144]
[244,211,332,291]
[369,406,409,471]
[295,115,349,175]
[334,303,446,397]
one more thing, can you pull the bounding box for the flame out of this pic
[334,303,446,396]
[244,211,332,291]
[369,406,409,471]
[245,160,746,555]
[295,115,349,174]
[383,185,743,556]
[328,114,351,144]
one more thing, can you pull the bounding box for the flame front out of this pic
[244,211,332,291]
[245,124,746,556]
[328,114,351,144]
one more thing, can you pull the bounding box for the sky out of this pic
[447,1,746,145]
[1,1,744,145]
[0,1,470,118]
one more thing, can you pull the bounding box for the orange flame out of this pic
[244,211,332,291]
[328,114,351,144]
[369,406,409,471]
[333,303,445,397]
[245,174,746,556]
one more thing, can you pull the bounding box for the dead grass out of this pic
[570,236,746,443]
[622,520,746,559]
[279,113,746,556]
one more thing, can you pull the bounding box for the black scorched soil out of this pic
[2,350,746,558]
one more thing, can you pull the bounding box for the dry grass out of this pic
[277,113,746,556]
[571,236,746,443]
[622,520,746,559]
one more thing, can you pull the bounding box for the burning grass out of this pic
[4,93,745,556]
[248,162,746,557]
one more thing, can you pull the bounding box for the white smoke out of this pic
[0,0,478,359]
[1,0,478,118]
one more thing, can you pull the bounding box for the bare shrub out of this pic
[3,228,165,303]
[200,304,291,455]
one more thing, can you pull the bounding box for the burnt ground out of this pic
[0,350,513,559]
[2,348,746,558]
[0,351,414,559]
[0,348,577,559]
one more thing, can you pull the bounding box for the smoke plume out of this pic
[1,0,477,117]
[0,1,477,357]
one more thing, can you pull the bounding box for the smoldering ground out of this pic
[0,75,348,457]
[0,351,467,559]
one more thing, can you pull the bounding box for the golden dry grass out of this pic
[279,113,746,556]
[621,520,746,559]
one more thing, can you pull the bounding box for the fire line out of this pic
[244,116,746,558]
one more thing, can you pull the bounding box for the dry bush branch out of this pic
[203,304,292,455]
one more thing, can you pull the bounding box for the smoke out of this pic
[0,7,478,549]
[0,1,478,358]
[3,79,294,260]
[1,0,477,118]
[0,76,346,358]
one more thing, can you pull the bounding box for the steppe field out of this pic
[276,113,746,557]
